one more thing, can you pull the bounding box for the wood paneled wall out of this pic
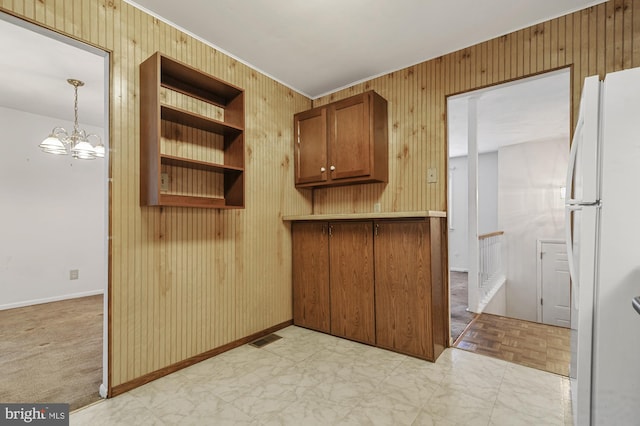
[0,0,311,390]
[312,0,640,214]
[3,0,640,393]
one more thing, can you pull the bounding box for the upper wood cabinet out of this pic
[294,91,388,188]
[140,52,245,208]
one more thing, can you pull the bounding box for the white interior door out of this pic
[540,241,571,327]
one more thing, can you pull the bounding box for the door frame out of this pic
[447,68,571,322]
[536,239,566,323]
[1,11,111,398]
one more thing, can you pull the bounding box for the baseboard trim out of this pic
[110,319,293,398]
[0,289,104,311]
[99,383,108,399]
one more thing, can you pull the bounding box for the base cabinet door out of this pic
[329,222,375,345]
[292,222,330,333]
[374,221,433,359]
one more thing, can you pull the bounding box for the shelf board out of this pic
[160,154,243,173]
[160,55,243,107]
[158,194,240,209]
[161,104,243,135]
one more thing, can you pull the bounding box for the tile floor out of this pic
[71,326,572,425]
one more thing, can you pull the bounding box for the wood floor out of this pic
[454,313,571,376]
[0,295,103,410]
[449,271,476,342]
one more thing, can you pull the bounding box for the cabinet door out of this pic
[374,221,433,359]
[329,222,375,344]
[328,93,371,181]
[294,108,328,185]
[292,222,330,333]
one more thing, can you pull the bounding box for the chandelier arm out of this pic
[85,133,102,144]
[51,127,70,145]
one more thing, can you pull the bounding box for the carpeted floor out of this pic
[0,295,103,410]
[449,271,476,342]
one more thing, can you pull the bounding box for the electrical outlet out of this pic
[374,203,381,213]
[427,168,437,183]
[70,269,79,280]
[161,173,170,191]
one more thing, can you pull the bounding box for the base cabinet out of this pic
[291,217,448,361]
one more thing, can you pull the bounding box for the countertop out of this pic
[282,211,446,221]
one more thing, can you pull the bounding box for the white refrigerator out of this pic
[566,67,640,425]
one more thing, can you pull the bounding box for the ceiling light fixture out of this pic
[39,78,104,159]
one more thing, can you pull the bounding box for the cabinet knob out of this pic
[320,167,326,173]
[330,165,336,171]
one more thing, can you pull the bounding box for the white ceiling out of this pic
[0,15,105,127]
[448,68,571,158]
[126,0,604,98]
[0,1,595,147]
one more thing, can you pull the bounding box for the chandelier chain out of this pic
[73,84,79,136]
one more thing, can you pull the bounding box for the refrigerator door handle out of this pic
[565,204,582,308]
[566,115,584,205]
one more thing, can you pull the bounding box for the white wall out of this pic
[484,282,506,316]
[448,156,468,271]
[448,152,499,271]
[478,152,498,235]
[0,106,105,309]
[499,138,568,321]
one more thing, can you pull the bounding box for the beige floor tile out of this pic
[339,392,422,425]
[490,400,563,426]
[70,326,568,425]
[422,386,494,426]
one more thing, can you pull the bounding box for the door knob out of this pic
[320,167,326,172]
[330,165,336,171]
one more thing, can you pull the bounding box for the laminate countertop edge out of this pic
[282,211,447,221]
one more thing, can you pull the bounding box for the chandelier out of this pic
[39,78,105,160]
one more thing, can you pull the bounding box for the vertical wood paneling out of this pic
[3,0,640,391]
[313,0,640,215]
[1,0,310,390]
[634,0,640,66]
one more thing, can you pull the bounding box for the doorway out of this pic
[0,12,109,408]
[446,69,571,364]
[537,240,571,327]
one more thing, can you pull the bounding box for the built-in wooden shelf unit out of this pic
[140,52,245,208]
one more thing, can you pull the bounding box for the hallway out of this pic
[449,271,476,342]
